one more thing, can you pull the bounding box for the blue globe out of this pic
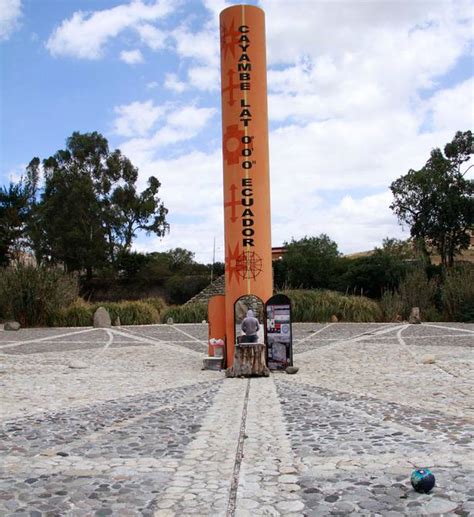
[411,468,435,493]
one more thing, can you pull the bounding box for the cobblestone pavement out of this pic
[0,322,473,515]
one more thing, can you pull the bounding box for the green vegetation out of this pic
[161,303,208,324]
[390,130,473,268]
[52,299,164,327]
[283,289,382,322]
[0,264,78,326]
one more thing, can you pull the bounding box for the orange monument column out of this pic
[220,5,273,367]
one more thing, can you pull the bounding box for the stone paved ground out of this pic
[0,322,473,516]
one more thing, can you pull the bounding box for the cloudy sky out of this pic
[1,0,473,263]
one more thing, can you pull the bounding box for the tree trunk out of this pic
[225,343,270,378]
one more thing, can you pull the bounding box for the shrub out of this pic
[0,264,78,326]
[282,289,382,322]
[379,290,404,322]
[398,268,438,320]
[161,303,208,323]
[52,298,94,327]
[142,297,167,315]
[93,301,160,325]
[441,264,474,322]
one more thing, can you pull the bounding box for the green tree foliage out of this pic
[31,131,169,277]
[0,180,31,266]
[275,234,341,289]
[339,249,408,298]
[390,130,474,268]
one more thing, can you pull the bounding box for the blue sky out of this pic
[1,0,473,263]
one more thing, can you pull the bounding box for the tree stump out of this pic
[225,343,270,378]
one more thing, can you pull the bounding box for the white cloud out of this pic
[146,81,159,89]
[120,48,144,64]
[164,73,187,93]
[136,23,166,50]
[0,0,22,41]
[46,0,173,59]
[113,100,164,137]
[118,103,217,164]
[427,78,474,132]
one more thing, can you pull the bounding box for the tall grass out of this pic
[52,299,163,326]
[379,290,404,322]
[398,268,439,320]
[283,289,382,322]
[161,303,208,323]
[0,265,78,326]
[441,264,474,322]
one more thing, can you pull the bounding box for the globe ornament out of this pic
[411,468,435,493]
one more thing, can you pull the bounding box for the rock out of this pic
[421,354,436,364]
[286,366,299,375]
[201,320,207,324]
[330,315,338,322]
[276,500,305,513]
[4,321,20,331]
[93,307,111,328]
[114,316,121,327]
[167,317,174,325]
[423,498,458,514]
[68,360,88,369]
[408,307,421,324]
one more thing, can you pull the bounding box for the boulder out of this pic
[114,316,121,327]
[286,366,299,375]
[408,307,421,324]
[167,317,174,325]
[330,315,338,322]
[4,321,20,331]
[93,307,111,328]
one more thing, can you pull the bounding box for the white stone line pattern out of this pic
[294,323,333,344]
[153,379,248,516]
[297,324,408,357]
[90,329,114,360]
[170,324,207,345]
[235,377,305,517]
[423,323,474,334]
[0,327,98,349]
[109,328,200,356]
[227,379,251,517]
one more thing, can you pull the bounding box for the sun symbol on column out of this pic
[236,251,263,280]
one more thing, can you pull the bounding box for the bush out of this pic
[161,303,208,323]
[283,289,382,322]
[52,298,163,326]
[95,301,160,325]
[142,297,167,315]
[379,290,404,322]
[441,264,474,322]
[0,264,78,326]
[52,298,94,327]
[399,268,438,320]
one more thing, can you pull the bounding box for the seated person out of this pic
[241,309,259,343]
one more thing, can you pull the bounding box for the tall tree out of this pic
[35,131,169,277]
[390,131,474,268]
[278,234,341,289]
[0,180,31,266]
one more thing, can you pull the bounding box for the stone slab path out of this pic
[0,322,473,515]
